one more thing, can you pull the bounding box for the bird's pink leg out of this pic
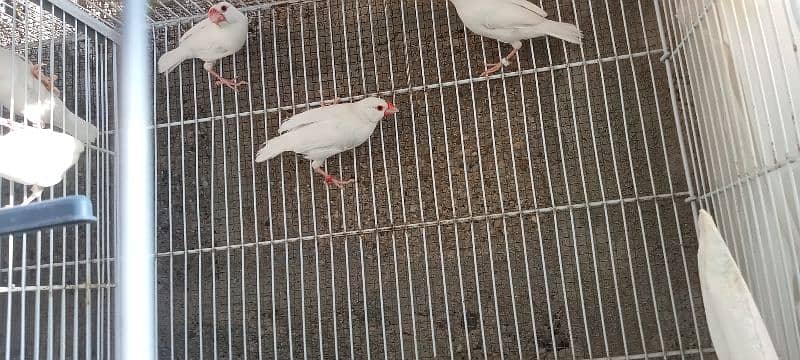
[207,68,247,90]
[30,63,60,96]
[314,166,354,189]
[480,48,519,77]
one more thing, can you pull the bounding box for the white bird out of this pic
[157,2,249,90]
[0,48,99,143]
[448,0,583,77]
[697,210,779,360]
[255,97,399,188]
[0,119,85,206]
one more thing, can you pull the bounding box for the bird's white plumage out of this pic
[256,97,392,168]
[0,48,99,143]
[157,3,248,74]
[449,0,582,46]
[0,125,84,188]
[697,210,779,360]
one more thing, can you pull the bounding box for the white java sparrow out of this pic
[0,48,99,143]
[449,0,583,77]
[697,210,779,360]
[0,119,85,206]
[255,97,399,188]
[157,2,249,90]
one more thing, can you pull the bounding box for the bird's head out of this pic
[207,2,246,26]
[356,97,399,122]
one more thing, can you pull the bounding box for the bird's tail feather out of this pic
[49,101,99,144]
[256,135,291,163]
[157,47,191,74]
[542,20,583,44]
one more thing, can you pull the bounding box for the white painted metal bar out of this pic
[116,0,155,358]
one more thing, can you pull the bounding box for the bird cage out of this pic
[2,0,799,359]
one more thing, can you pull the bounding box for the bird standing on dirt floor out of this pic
[0,118,85,207]
[448,0,583,77]
[255,97,399,188]
[0,48,99,143]
[157,2,249,90]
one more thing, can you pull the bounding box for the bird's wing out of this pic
[482,0,549,30]
[0,126,84,187]
[179,18,215,44]
[278,103,353,133]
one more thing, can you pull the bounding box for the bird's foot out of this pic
[30,63,60,96]
[479,57,515,78]
[324,174,354,189]
[214,77,248,90]
[321,97,341,107]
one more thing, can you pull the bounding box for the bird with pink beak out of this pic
[256,97,400,188]
[157,2,249,90]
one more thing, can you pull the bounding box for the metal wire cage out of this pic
[2,0,799,358]
[0,0,118,358]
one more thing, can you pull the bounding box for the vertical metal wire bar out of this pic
[289,6,309,358]
[317,4,343,357]
[268,10,281,357]
[151,25,162,360]
[71,15,79,360]
[92,31,102,360]
[421,2,458,356]
[82,23,93,360]
[60,13,68,358]
[605,0,690,354]
[244,16,265,359]
[172,24,190,360]
[662,0,710,212]
[439,4,482,357]
[201,13,221,357]
[567,2,640,356]
[5,3,18,357]
[214,37,235,360]
[223,29,249,360]
[477,31,531,360]
[159,25,176,360]
[348,3,376,357]
[552,1,613,356]
[407,1,441,356]
[116,0,156,356]
[281,11,297,359]
[308,4,328,357]
[18,5,31,357]
[236,23,253,360]
[638,0,706,353]
[178,18,205,360]
[369,1,400,356]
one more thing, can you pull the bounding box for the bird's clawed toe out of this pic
[215,77,248,90]
[324,174,354,189]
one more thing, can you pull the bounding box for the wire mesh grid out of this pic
[150,0,714,358]
[0,0,117,357]
[659,0,800,357]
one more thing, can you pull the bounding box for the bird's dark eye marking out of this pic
[377,106,384,111]
[221,5,227,11]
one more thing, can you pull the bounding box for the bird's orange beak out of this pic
[384,102,399,116]
[208,7,226,25]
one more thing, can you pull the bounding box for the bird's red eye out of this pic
[221,5,227,11]
[377,106,384,111]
